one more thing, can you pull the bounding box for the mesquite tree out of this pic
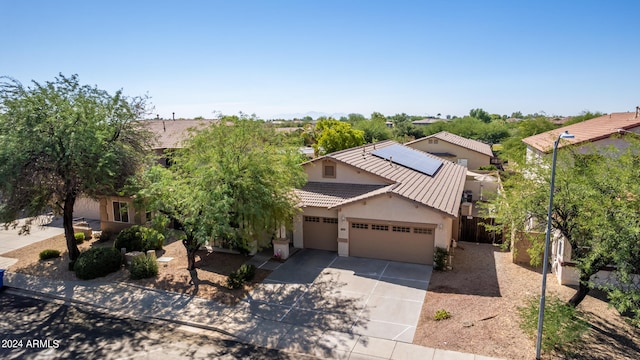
[489,138,640,322]
[0,74,151,262]
[134,117,306,271]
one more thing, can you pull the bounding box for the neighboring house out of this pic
[293,140,466,265]
[521,109,640,285]
[405,131,494,171]
[100,119,214,233]
[522,110,640,164]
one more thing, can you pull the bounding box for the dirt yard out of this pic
[2,234,270,306]
[414,241,640,359]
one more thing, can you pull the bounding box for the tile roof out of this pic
[406,131,494,157]
[522,112,640,153]
[139,119,217,149]
[295,182,389,208]
[303,141,467,216]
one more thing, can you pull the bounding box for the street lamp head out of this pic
[558,130,574,139]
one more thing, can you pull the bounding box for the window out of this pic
[304,216,320,223]
[414,228,433,235]
[351,223,368,229]
[392,226,410,233]
[323,218,338,224]
[434,139,439,144]
[371,224,389,231]
[323,162,336,178]
[145,211,153,222]
[457,158,468,167]
[113,202,129,223]
[428,139,433,144]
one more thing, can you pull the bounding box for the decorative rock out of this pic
[124,251,145,267]
[146,250,156,259]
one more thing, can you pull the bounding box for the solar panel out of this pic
[372,144,443,176]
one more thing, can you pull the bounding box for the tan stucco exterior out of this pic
[407,140,491,170]
[304,160,389,185]
[100,195,145,233]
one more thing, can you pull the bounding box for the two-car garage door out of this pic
[349,221,435,265]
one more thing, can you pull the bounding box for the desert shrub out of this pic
[434,247,448,270]
[74,247,123,280]
[130,255,158,280]
[434,309,451,321]
[95,230,112,242]
[114,225,164,253]
[74,232,85,244]
[478,165,498,171]
[518,295,590,353]
[227,264,256,289]
[39,249,61,260]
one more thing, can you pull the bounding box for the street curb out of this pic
[3,286,239,340]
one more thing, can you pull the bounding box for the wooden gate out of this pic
[460,216,502,244]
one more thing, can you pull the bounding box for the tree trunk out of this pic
[183,235,199,271]
[63,194,80,262]
[568,279,591,307]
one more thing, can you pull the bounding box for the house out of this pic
[405,131,494,171]
[99,119,214,233]
[522,110,640,163]
[521,109,640,285]
[292,140,467,265]
[411,117,448,126]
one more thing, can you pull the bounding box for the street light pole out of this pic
[535,130,574,360]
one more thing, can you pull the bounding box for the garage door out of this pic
[349,222,435,264]
[303,216,338,251]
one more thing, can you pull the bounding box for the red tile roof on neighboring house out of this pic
[406,131,494,157]
[522,112,640,153]
[139,119,217,149]
[300,141,467,216]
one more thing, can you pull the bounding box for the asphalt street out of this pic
[0,289,318,360]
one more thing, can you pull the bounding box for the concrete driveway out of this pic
[245,249,432,343]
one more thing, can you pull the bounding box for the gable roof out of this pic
[139,119,217,149]
[301,141,467,217]
[296,182,389,208]
[522,112,640,153]
[406,131,494,157]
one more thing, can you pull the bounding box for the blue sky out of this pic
[1,1,638,119]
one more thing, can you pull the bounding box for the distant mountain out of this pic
[267,111,348,120]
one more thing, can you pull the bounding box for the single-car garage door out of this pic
[303,216,338,251]
[349,221,435,264]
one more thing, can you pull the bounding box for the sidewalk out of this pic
[3,272,503,360]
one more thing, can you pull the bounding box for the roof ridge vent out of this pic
[635,106,639,118]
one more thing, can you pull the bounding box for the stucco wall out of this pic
[304,160,389,185]
[100,196,144,234]
[407,140,491,170]
[74,196,101,220]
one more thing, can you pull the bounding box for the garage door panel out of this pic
[349,223,434,265]
[303,216,338,251]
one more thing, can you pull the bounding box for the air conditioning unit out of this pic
[461,202,473,216]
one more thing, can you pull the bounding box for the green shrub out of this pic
[74,232,85,244]
[478,165,498,171]
[130,255,158,280]
[434,247,448,271]
[39,249,61,260]
[114,225,164,253]
[74,247,123,280]
[434,309,451,321]
[227,264,256,289]
[95,231,112,242]
[518,295,590,354]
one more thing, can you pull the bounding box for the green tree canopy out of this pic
[0,74,151,261]
[469,108,491,123]
[313,118,365,155]
[488,139,640,322]
[133,118,307,270]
